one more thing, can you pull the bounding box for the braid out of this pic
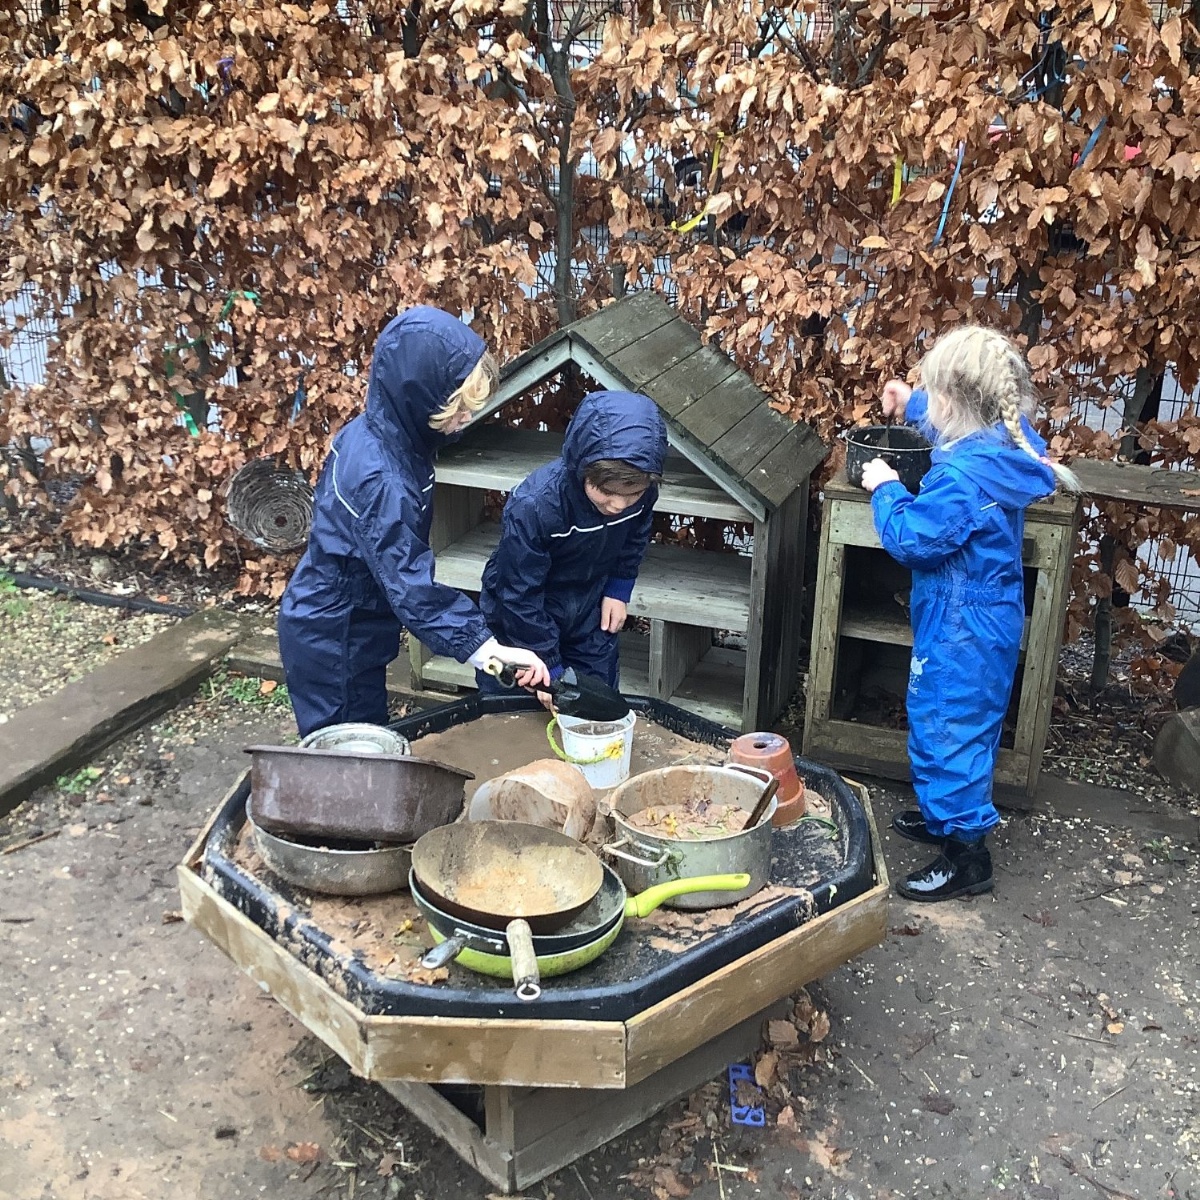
[994,339,1081,494]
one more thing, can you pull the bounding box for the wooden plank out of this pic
[362,1015,627,1089]
[747,424,828,510]
[802,512,845,733]
[640,342,741,420]
[606,323,704,393]
[473,333,573,425]
[436,429,752,521]
[177,866,370,1076]
[568,292,679,359]
[674,373,764,450]
[709,405,793,487]
[624,875,889,1086]
[420,655,478,691]
[381,1080,515,1192]
[649,620,712,699]
[1072,458,1200,510]
[434,523,754,632]
[840,602,1032,652]
[744,488,806,731]
[803,718,1032,791]
[507,1009,775,1191]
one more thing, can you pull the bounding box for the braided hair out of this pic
[920,326,1080,493]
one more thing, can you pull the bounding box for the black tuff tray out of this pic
[200,694,875,1021]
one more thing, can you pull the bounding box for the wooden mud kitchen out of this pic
[179,698,889,1192]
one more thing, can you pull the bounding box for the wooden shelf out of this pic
[435,522,753,632]
[669,646,745,727]
[839,599,1031,651]
[437,428,754,522]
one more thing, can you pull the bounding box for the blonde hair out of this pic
[427,351,499,432]
[920,326,1080,492]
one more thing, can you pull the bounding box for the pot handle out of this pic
[722,763,776,788]
[601,836,672,869]
[420,934,466,970]
[506,919,541,1002]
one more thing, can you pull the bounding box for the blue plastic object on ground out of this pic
[728,1063,766,1127]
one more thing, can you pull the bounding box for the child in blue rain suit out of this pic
[278,307,549,737]
[478,391,668,696]
[860,325,1079,902]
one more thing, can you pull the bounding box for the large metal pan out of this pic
[409,821,605,935]
[417,870,752,999]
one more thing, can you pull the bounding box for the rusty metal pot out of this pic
[601,764,776,909]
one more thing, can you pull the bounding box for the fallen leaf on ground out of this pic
[161,910,184,924]
[755,1050,778,1088]
[1106,1021,1125,1035]
[777,1104,796,1129]
[259,1145,282,1162]
[920,1093,955,1115]
[286,1142,321,1162]
[809,1011,832,1042]
[654,1165,692,1197]
[889,923,922,936]
[260,679,278,695]
[768,1020,799,1048]
[377,1152,398,1177]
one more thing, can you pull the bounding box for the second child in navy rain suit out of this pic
[860,325,1079,903]
[278,308,549,738]
[478,391,668,695]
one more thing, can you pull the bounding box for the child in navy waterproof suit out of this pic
[478,391,668,696]
[860,326,1078,902]
[278,307,549,737]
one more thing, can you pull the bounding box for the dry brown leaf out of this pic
[259,1145,282,1163]
[654,1166,692,1198]
[768,1020,800,1049]
[777,1104,797,1129]
[754,1050,778,1089]
[161,910,184,925]
[809,1011,832,1043]
[377,1152,398,1177]
[285,1142,321,1163]
[1106,1021,1125,1035]
[259,679,278,695]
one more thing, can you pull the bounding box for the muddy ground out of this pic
[2,665,1198,1200]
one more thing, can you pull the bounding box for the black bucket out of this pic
[845,425,932,494]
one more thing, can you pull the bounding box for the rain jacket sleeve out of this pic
[485,494,565,675]
[352,478,492,663]
[603,489,657,604]
[870,467,982,570]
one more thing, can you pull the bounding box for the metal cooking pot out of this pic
[299,723,411,756]
[602,764,776,909]
[844,424,932,494]
[247,810,412,896]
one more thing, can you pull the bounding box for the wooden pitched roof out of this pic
[477,292,827,520]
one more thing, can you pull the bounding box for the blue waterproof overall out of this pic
[870,391,1057,840]
[478,390,668,688]
[278,308,493,737]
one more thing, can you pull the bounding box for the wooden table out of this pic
[179,769,888,1193]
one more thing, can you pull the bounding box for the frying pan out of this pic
[409,821,605,935]
[417,870,752,997]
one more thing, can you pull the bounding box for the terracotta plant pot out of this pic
[728,732,806,826]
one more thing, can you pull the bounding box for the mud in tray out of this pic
[200,695,874,1022]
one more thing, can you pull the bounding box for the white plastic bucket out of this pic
[552,711,636,789]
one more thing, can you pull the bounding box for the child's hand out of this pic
[494,645,551,689]
[881,379,912,421]
[601,597,627,633]
[536,690,555,711]
[861,458,901,492]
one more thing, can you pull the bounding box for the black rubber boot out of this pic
[895,836,993,902]
[891,809,942,845]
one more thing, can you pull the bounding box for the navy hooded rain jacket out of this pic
[479,391,668,687]
[870,390,1057,840]
[278,308,493,736]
